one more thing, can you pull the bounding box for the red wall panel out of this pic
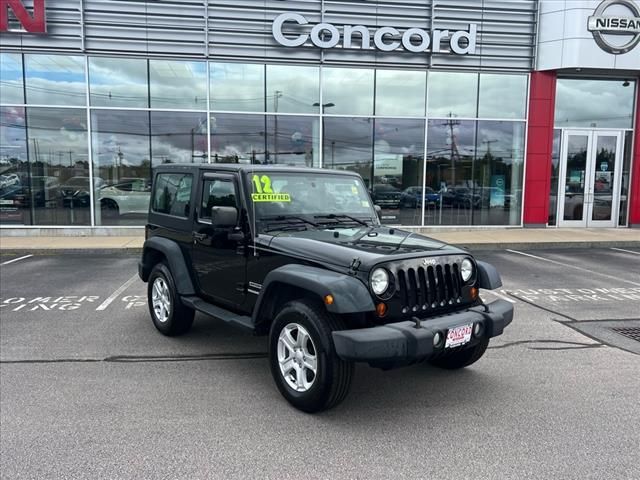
[629,89,640,226]
[523,71,557,226]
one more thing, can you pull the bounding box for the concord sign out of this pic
[272,13,478,55]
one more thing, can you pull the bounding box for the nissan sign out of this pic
[272,13,477,55]
[588,0,640,54]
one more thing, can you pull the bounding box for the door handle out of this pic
[193,232,208,241]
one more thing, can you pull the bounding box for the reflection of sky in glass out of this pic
[322,68,374,115]
[478,74,527,119]
[210,63,264,112]
[210,113,266,163]
[555,79,635,129]
[266,115,318,166]
[25,55,86,106]
[375,70,426,117]
[323,117,373,175]
[0,53,24,104]
[91,110,150,173]
[151,112,208,164]
[89,57,148,108]
[428,72,478,118]
[26,108,88,169]
[266,65,319,114]
[0,106,27,162]
[150,60,207,110]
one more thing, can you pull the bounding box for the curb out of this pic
[1,241,638,255]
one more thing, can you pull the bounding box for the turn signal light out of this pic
[324,294,334,305]
[376,302,387,317]
[470,287,479,300]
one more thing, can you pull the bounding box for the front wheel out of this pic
[429,338,489,370]
[269,300,353,413]
[147,262,194,336]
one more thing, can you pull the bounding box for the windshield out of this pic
[247,171,376,232]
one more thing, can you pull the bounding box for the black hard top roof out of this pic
[152,163,361,177]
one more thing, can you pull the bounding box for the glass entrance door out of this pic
[557,130,622,228]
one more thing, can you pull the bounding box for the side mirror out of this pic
[374,204,382,220]
[212,206,238,227]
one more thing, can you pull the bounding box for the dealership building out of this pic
[1,0,639,233]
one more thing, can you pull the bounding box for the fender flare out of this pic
[252,264,375,325]
[476,261,503,290]
[140,237,195,295]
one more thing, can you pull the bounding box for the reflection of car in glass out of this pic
[400,186,439,208]
[0,173,20,189]
[448,187,481,209]
[99,178,151,215]
[371,184,402,209]
[0,175,59,207]
[60,176,105,207]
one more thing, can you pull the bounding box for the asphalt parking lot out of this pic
[1,248,639,479]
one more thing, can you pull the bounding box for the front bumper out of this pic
[332,299,513,363]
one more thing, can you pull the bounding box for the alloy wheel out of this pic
[277,323,318,392]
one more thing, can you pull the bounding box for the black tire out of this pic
[101,198,119,216]
[269,299,353,413]
[429,338,489,370]
[147,262,194,336]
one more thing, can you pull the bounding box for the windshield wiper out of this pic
[259,215,320,228]
[313,214,369,227]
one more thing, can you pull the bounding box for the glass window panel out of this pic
[474,121,525,226]
[478,74,528,119]
[1,53,24,104]
[427,71,478,118]
[24,54,86,106]
[555,79,635,129]
[149,60,207,110]
[375,70,426,117]
[322,67,374,115]
[323,117,373,185]
[25,107,89,226]
[373,118,425,225]
[210,114,266,164]
[89,57,148,108]
[0,106,30,225]
[425,119,476,226]
[210,63,264,112]
[91,110,151,226]
[266,115,320,167]
[267,65,319,114]
[151,112,208,164]
[619,131,633,226]
[548,129,562,226]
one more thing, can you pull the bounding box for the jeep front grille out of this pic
[396,263,463,313]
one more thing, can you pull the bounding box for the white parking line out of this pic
[1,254,33,266]
[506,249,640,287]
[610,247,640,256]
[482,289,517,304]
[95,274,139,311]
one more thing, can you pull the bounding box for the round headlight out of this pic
[461,258,474,283]
[370,268,389,295]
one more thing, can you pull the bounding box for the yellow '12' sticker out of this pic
[252,193,292,202]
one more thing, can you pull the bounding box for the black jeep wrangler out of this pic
[138,164,513,412]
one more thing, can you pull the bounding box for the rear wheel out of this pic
[269,299,353,413]
[147,262,194,336]
[101,199,119,217]
[429,338,489,370]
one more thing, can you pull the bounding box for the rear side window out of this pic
[152,173,193,217]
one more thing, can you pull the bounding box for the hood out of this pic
[265,226,467,270]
